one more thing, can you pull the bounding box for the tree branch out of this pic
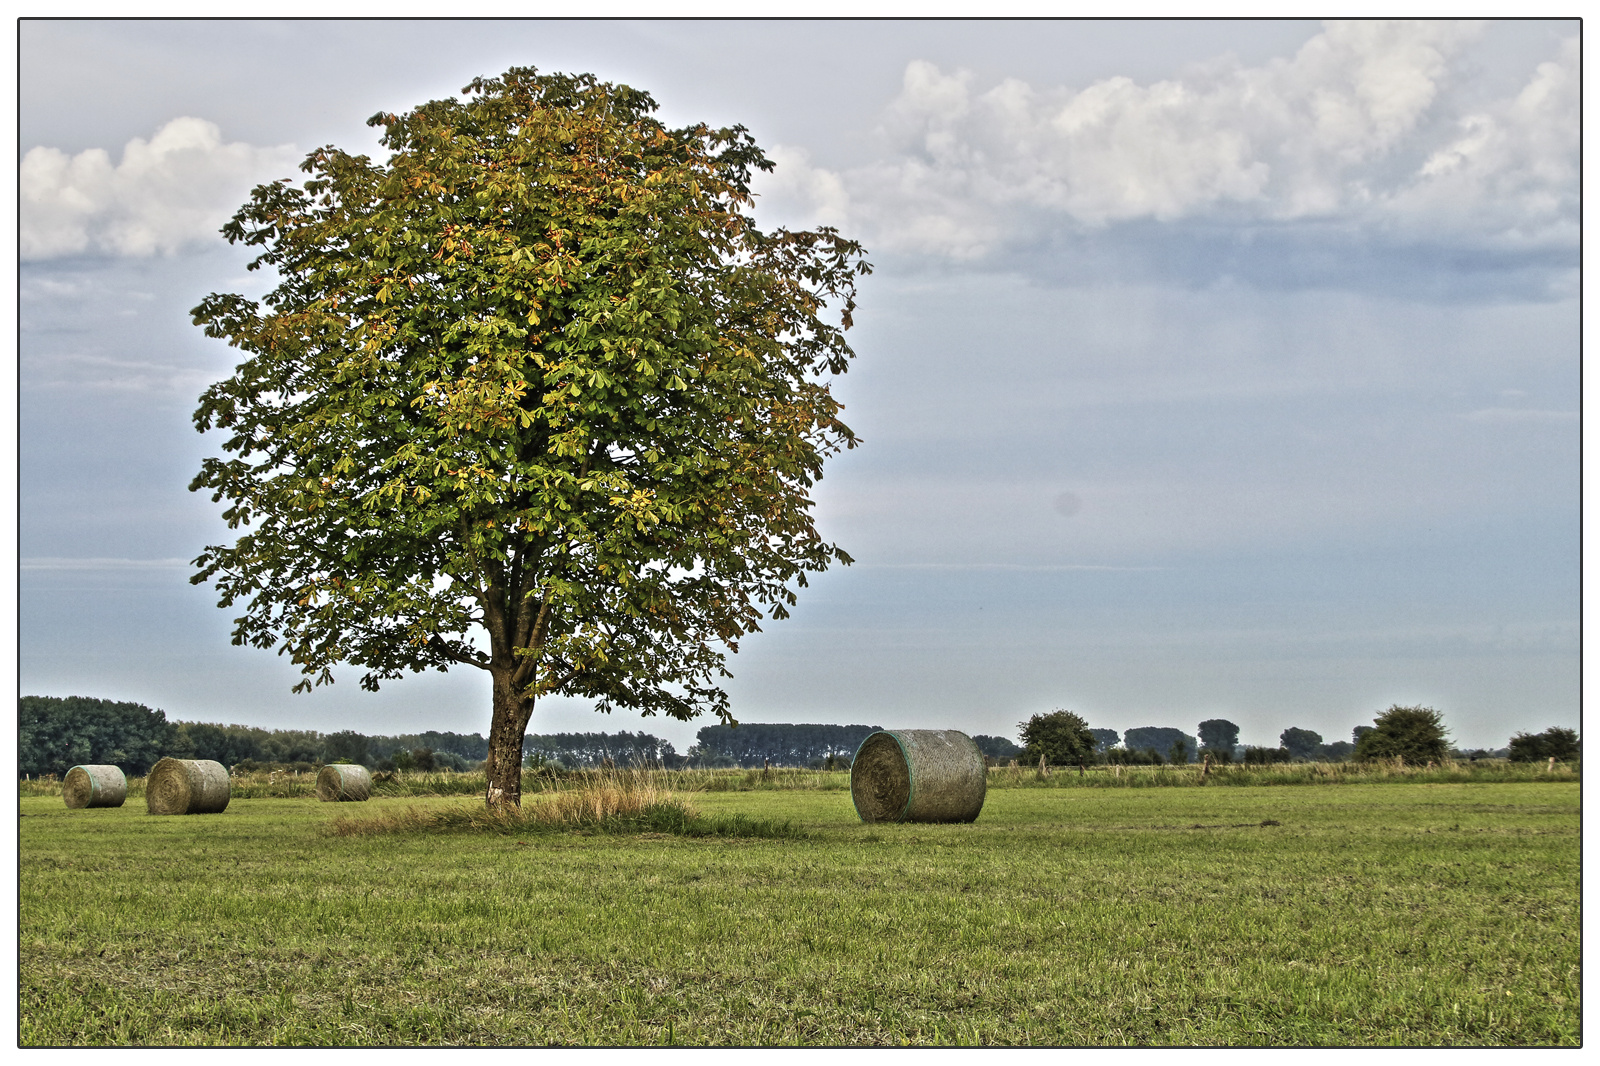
[510,594,553,689]
[429,634,490,669]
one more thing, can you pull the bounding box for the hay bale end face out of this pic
[316,763,373,802]
[145,757,231,815]
[851,729,987,823]
[63,765,127,809]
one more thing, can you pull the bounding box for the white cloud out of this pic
[755,144,852,231]
[759,21,1577,264]
[20,117,300,260]
[1395,35,1579,249]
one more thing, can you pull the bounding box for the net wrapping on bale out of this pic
[146,757,231,815]
[850,729,987,823]
[63,765,127,809]
[316,763,373,802]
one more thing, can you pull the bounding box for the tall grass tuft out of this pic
[536,765,674,823]
[534,765,851,793]
[326,766,809,839]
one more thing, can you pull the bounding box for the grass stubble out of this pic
[18,769,1578,1047]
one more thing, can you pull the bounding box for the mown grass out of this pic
[19,779,1577,1046]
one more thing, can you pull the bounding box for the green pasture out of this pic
[19,779,1578,1046]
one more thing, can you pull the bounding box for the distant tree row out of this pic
[19,696,498,776]
[1009,706,1578,768]
[1014,713,1207,767]
[19,695,1580,777]
[524,731,682,769]
[20,697,874,775]
[20,697,172,776]
[686,723,883,769]
[972,735,1024,761]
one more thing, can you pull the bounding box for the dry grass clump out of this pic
[537,778,668,824]
[327,768,692,837]
[325,767,809,839]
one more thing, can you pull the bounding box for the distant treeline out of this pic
[20,697,876,775]
[18,695,1575,777]
[21,696,173,777]
[18,696,499,776]
[525,731,680,769]
[1020,719,1545,766]
[686,723,882,768]
[24,699,950,775]
[973,735,1024,760]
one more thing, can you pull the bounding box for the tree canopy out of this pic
[1088,728,1120,755]
[1507,726,1579,763]
[1197,718,1239,753]
[20,696,172,776]
[1018,710,1097,768]
[1122,726,1198,764]
[1353,705,1449,764]
[1279,727,1323,761]
[189,68,869,805]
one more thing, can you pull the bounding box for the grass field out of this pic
[19,776,1579,1046]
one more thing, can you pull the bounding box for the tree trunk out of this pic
[484,666,535,807]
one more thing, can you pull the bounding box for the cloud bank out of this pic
[757,21,1577,270]
[20,117,300,260]
[21,22,1574,285]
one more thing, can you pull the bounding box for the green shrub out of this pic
[1355,706,1449,764]
[1019,710,1097,769]
[1507,727,1579,763]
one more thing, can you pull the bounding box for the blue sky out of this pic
[16,19,1579,754]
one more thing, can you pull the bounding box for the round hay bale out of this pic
[62,764,127,809]
[145,757,231,815]
[850,729,987,823]
[315,763,372,802]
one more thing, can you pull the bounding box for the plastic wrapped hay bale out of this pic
[851,729,987,823]
[145,757,231,815]
[316,763,372,802]
[62,764,127,809]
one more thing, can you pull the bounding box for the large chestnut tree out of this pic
[189,69,868,806]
